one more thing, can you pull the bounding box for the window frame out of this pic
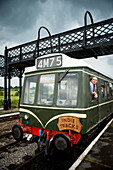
[56,72,79,107]
[23,75,37,105]
[37,73,55,106]
[101,79,108,100]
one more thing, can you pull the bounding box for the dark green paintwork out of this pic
[20,66,113,134]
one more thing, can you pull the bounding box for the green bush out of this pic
[0,99,19,108]
[0,91,3,96]
[15,91,19,96]
[11,99,19,108]
[0,99,4,106]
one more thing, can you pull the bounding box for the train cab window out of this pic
[23,76,37,104]
[57,72,78,106]
[38,74,55,105]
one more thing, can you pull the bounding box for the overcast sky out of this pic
[0,0,113,87]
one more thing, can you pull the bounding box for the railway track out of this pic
[0,112,19,123]
[0,112,19,133]
[0,113,112,170]
[0,131,74,169]
[0,131,12,138]
[15,150,45,170]
[0,132,27,151]
[0,131,45,170]
[14,148,74,170]
[0,132,38,170]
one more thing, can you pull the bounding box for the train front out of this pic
[12,53,87,153]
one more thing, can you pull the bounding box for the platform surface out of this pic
[77,121,113,169]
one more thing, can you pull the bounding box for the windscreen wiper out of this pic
[58,69,69,83]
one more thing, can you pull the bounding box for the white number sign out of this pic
[37,55,62,69]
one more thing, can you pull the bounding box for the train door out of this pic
[89,75,100,127]
[100,80,111,120]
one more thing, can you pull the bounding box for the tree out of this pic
[0,91,3,96]
[15,91,19,96]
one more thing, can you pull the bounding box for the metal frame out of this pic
[6,15,113,70]
[0,55,4,77]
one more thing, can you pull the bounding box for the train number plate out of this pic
[37,55,62,69]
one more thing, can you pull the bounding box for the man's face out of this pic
[92,77,97,85]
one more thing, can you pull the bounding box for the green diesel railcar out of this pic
[12,53,113,152]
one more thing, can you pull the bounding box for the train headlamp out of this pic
[24,114,29,120]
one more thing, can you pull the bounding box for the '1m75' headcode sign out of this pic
[37,55,62,69]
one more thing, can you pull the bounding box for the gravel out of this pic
[0,142,38,169]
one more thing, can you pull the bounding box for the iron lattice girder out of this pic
[0,55,4,68]
[0,55,5,76]
[6,17,113,67]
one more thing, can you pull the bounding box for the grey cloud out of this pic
[42,0,113,34]
[1,0,112,34]
[0,0,113,49]
[0,0,46,34]
[65,0,113,25]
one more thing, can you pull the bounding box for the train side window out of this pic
[57,72,78,106]
[23,76,37,104]
[37,74,55,105]
[109,83,113,98]
[107,82,110,98]
[90,76,98,101]
[101,80,107,99]
[112,84,113,97]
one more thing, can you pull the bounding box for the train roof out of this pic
[25,53,113,81]
[37,53,93,68]
[25,53,93,72]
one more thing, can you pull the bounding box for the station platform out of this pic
[0,108,19,115]
[69,119,113,170]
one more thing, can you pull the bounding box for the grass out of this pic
[0,88,19,108]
